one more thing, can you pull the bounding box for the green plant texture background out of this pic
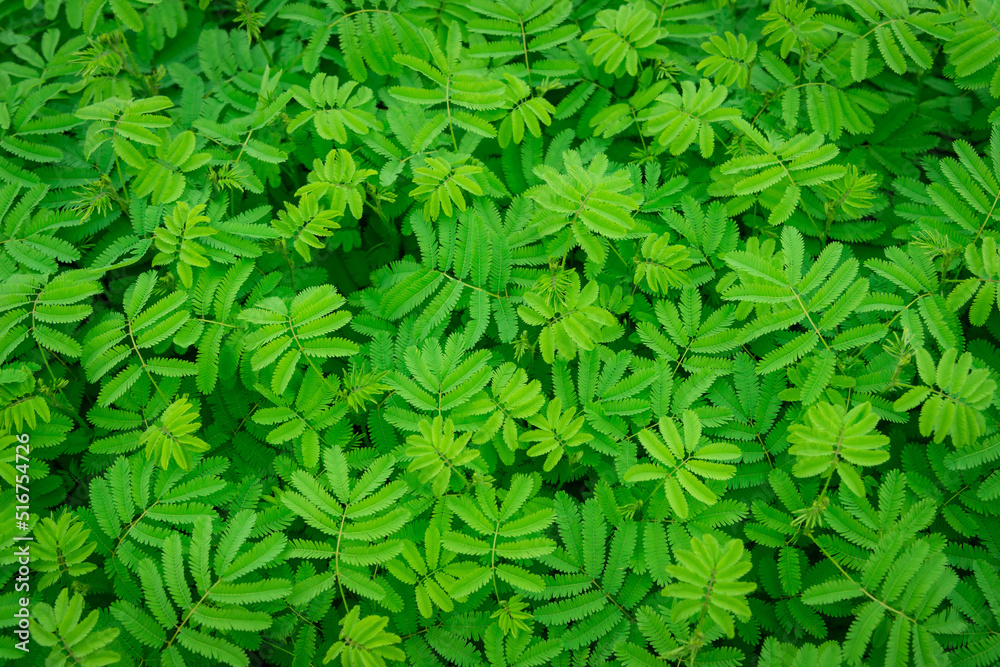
[1,0,1000,665]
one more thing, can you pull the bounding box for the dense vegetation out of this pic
[1,0,999,665]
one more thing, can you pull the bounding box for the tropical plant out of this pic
[4,1,1000,666]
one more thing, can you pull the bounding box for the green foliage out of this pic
[288,74,381,144]
[531,151,642,265]
[517,271,618,363]
[152,202,216,288]
[640,79,740,158]
[140,396,209,470]
[581,3,667,77]
[802,473,961,667]
[520,397,591,470]
[405,416,480,494]
[4,1,1000,666]
[893,347,997,447]
[718,124,846,225]
[498,75,556,148]
[323,606,404,666]
[625,409,741,518]
[410,157,485,221]
[664,533,756,638]
[634,233,693,292]
[32,511,97,591]
[281,446,409,605]
[787,401,890,495]
[30,589,120,667]
[273,193,342,262]
[698,32,757,88]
